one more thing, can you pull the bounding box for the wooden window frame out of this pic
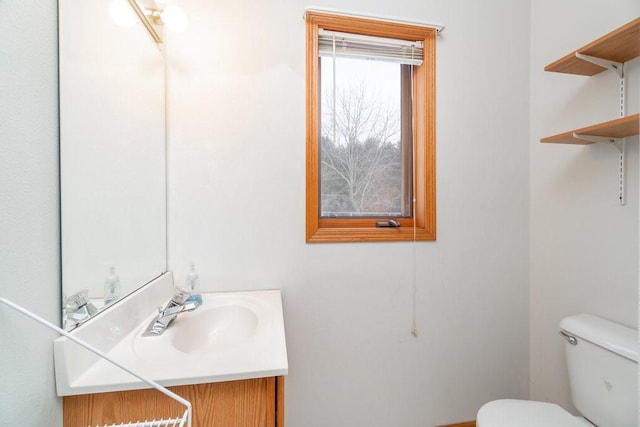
[305,11,436,243]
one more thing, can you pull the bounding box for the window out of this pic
[305,11,437,242]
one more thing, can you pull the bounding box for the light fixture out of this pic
[110,0,188,45]
[159,5,188,33]
[109,0,137,28]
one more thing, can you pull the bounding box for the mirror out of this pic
[59,0,167,329]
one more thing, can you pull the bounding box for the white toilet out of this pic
[477,313,638,427]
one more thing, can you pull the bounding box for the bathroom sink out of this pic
[132,291,276,361]
[54,277,288,396]
[171,304,259,354]
[133,292,273,358]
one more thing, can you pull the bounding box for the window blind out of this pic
[318,29,423,66]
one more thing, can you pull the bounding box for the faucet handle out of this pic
[159,304,184,318]
[64,290,91,310]
[171,289,190,305]
[182,299,202,312]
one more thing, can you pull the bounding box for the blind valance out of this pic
[318,29,423,66]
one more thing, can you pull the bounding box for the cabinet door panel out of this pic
[64,377,277,427]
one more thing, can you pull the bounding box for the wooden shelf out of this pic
[541,18,639,204]
[545,18,640,76]
[541,113,639,145]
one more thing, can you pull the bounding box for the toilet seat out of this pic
[477,399,592,427]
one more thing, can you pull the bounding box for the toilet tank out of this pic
[560,314,638,427]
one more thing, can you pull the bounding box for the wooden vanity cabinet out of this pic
[63,376,285,427]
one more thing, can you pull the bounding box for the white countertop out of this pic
[54,274,288,396]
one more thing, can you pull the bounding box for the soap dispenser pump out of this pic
[104,265,121,306]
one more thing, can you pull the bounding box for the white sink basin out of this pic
[133,292,273,359]
[54,276,288,396]
[172,304,259,354]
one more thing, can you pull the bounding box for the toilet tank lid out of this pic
[560,314,638,362]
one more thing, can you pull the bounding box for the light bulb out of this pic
[161,5,188,33]
[109,0,137,28]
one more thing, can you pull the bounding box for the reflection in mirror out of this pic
[60,0,167,329]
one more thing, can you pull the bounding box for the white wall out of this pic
[529,0,639,413]
[0,1,63,425]
[166,0,531,424]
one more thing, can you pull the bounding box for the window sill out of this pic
[306,226,436,243]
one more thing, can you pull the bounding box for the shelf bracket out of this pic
[573,133,626,205]
[572,134,623,151]
[575,52,624,78]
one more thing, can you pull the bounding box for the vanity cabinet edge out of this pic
[63,376,285,427]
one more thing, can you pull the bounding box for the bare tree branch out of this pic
[320,81,403,215]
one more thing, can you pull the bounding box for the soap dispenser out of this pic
[104,265,121,306]
[184,263,203,305]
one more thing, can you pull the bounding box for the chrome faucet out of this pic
[63,290,98,329]
[142,290,202,337]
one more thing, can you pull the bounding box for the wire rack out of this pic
[87,420,187,427]
[0,297,192,427]
[86,420,186,427]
